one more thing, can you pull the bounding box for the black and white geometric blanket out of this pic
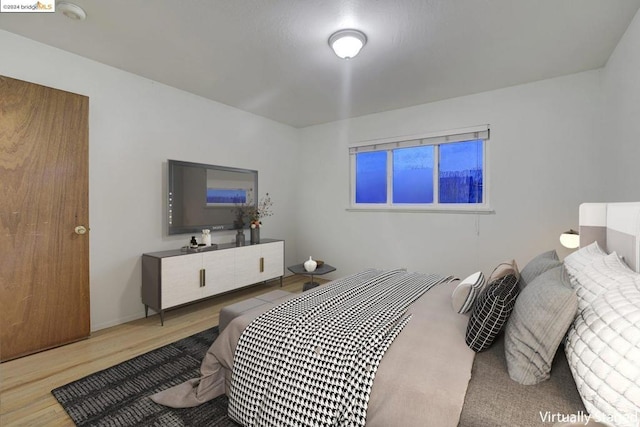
[228,269,449,427]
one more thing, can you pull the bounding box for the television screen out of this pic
[167,160,258,235]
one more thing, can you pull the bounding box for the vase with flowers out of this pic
[233,190,273,245]
[248,192,273,244]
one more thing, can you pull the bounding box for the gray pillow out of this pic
[519,250,561,290]
[504,265,577,385]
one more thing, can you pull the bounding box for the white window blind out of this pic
[349,127,490,154]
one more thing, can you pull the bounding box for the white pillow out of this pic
[563,241,607,280]
[451,271,485,314]
[571,252,635,312]
[565,272,640,427]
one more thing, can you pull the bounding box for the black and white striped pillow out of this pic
[465,274,520,352]
[451,271,486,314]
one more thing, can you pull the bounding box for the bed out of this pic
[152,202,640,427]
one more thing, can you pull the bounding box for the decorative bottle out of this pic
[202,229,212,246]
[304,256,317,272]
[236,229,245,247]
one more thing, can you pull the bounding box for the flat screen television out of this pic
[167,159,258,235]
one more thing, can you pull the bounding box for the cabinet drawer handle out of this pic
[260,257,264,273]
[200,269,206,287]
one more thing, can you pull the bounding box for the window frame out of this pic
[348,125,493,213]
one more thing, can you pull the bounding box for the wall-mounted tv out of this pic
[167,159,258,235]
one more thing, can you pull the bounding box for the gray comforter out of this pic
[152,274,476,426]
[228,269,447,426]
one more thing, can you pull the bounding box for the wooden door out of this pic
[0,76,90,362]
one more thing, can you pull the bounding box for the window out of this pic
[349,126,490,211]
[439,140,483,204]
[355,151,387,203]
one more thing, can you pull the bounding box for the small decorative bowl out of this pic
[315,260,324,267]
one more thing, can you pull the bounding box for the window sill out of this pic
[346,206,495,214]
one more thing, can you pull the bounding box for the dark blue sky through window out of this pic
[355,151,387,203]
[392,146,434,203]
[439,139,483,203]
[354,138,484,206]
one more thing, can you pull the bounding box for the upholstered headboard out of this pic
[579,202,640,272]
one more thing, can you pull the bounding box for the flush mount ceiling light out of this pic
[328,29,367,59]
[57,1,86,20]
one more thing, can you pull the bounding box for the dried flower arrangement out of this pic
[233,190,273,229]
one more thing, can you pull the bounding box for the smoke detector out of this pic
[57,2,86,21]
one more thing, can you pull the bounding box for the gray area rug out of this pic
[51,327,240,426]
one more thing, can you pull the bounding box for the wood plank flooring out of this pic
[0,275,320,426]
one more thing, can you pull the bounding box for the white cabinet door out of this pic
[161,254,203,308]
[234,244,263,286]
[234,241,284,286]
[202,249,235,296]
[259,241,284,281]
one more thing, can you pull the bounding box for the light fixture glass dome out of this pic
[329,29,367,59]
[559,229,580,249]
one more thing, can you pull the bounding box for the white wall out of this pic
[296,71,604,280]
[600,8,640,200]
[6,14,637,330]
[0,30,300,330]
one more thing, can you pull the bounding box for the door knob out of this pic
[74,225,88,235]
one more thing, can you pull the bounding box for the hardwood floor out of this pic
[0,275,320,426]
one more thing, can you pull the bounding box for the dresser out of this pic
[142,239,284,324]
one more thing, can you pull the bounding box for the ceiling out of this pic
[1,0,639,128]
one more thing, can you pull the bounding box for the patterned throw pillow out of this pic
[465,274,520,352]
[451,272,486,314]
